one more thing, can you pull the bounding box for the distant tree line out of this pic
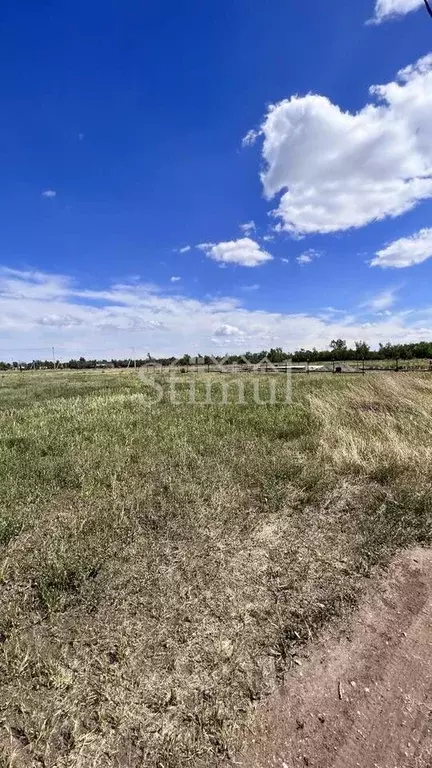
[2,340,432,371]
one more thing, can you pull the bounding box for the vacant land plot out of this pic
[0,370,431,767]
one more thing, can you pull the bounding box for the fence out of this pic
[138,359,432,375]
[6,359,432,375]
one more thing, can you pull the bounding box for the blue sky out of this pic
[1,0,432,359]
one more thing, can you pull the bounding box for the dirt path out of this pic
[234,549,432,768]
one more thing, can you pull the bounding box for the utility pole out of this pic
[52,346,56,370]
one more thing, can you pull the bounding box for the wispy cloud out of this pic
[41,190,57,198]
[371,228,432,268]
[241,128,260,148]
[370,0,423,23]
[362,287,399,312]
[296,249,321,266]
[239,221,256,236]
[0,266,431,360]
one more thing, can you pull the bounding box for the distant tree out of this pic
[330,339,347,352]
[355,341,370,359]
[268,347,286,363]
[413,341,432,359]
[330,339,347,360]
[7,338,432,372]
[378,342,392,359]
[293,348,308,362]
[391,344,404,360]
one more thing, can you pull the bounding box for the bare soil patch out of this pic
[233,548,432,768]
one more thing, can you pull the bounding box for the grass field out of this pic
[0,370,432,767]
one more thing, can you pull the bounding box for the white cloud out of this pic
[198,238,273,268]
[296,249,321,266]
[0,268,70,300]
[170,276,181,282]
[263,234,275,242]
[372,0,423,23]
[239,221,256,235]
[371,228,432,268]
[41,190,57,198]
[362,287,398,311]
[1,267,432,360]
[213,324,245,338]
[211,324,248,346]
[247,55,432,235]
[177,246,191,253]
[241,283,260,291]
[37,314,84,328]
[242,129,260,147]
[297,253,313,266]
[281,257,289,264]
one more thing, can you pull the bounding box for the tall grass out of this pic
[0,370,431,767]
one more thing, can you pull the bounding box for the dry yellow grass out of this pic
[0,370,431,767]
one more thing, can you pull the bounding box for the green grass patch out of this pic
[0,370,431,767]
